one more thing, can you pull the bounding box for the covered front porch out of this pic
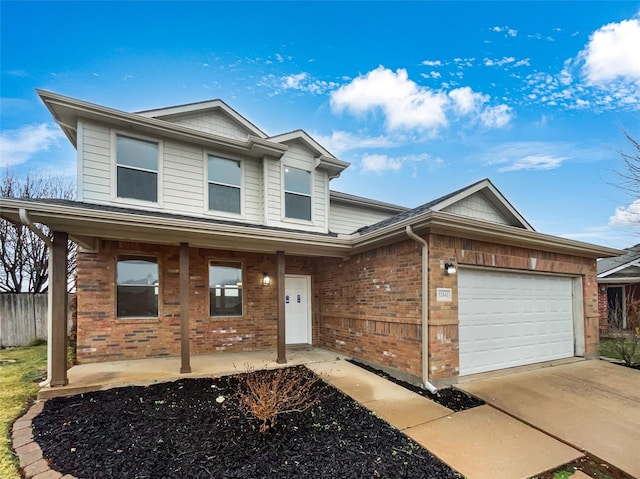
[38,346,347,399]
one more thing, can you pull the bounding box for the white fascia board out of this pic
[597,259,640,278]
[36,90,285,159]
[598,277,640,284]
[349,210,623,258]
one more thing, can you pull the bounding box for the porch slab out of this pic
[404,405,583,479]
[39,347,346,399]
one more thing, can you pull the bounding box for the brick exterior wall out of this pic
[317,240,424,377]
[598,285,609,335]
[77,234,600,385]
[314,233,599,385]
[76,241,314,363]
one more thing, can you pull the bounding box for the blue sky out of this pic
[1,1,639,249]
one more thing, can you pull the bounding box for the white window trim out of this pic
[115,254,160,320]
[203,152,245,220]
[282,165,313,224]
[110,130,164,209]
[208,259,245,318]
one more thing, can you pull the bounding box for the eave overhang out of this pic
[36,90,287,160]
[0,199,623,260]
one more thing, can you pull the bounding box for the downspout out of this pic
[19,209,53,388]
[406,225,438,393]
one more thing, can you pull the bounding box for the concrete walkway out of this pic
[308,360,582,479]
[20,352,585,479]
[459,360,640,478]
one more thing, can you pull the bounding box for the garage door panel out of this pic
[459,269,575,376]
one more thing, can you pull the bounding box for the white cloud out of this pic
[0,124,64,167]
[330,66,449,131]
[491,26,517,37]
[361,154,403,172]
[448,87,488,115]
[421,60,442,67]
[312,130,399,156]
[497,154,566,172]
[330,66,511,132]
[609,199,640,226]
[360,153,438,173]
[580,18,640,84]
[279,72,339,95]
[480,104,513,128]
[480,141,600,172]
[484,56,516,67]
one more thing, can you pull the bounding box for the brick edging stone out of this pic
[11,400,77,479]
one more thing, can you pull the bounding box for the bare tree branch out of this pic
[0,169,77,293]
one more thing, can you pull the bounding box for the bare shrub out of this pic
[605,289,640,367]
[236,366,324,433]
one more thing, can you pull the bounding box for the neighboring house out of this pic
[597,244,640,334]
[0,90,622,390]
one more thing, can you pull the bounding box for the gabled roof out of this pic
[598,244,640,280]
[36,90,287,160]
[357,178,533,234]
[136,99,268,139]
[268,130,350,178]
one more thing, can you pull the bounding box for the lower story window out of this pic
[209,261,243,317]
[117,256,159,318]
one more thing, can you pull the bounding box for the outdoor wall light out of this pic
[444,263,457,275]
[262,273,271,286]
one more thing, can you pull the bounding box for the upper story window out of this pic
[208,155,241,214]
[284,166,311,221]
[116,135,159,203]
[116,256,159,318]
[209,261,243,317]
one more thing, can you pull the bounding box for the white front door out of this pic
[285,275,311,344]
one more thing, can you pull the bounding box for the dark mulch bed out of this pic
[33,366,462,479]
[347,360,484,412]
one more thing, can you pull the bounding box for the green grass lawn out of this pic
[0,344,47,479]
[600,337,640,365]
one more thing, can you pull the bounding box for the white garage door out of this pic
[459,269,575,376]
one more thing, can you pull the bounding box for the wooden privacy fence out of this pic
[0,293,73,347]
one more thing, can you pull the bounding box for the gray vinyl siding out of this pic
[81,121,111,203]
[163,141,203,214]
[168,111,250,139]
[329,203,398,234]
[77,119,332,234]
[442,192,510,225]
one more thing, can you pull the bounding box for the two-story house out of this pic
[0,90,621,391]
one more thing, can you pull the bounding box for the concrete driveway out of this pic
[458,360,640,478]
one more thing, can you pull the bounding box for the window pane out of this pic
[117,286,158,318]
[208,183,240,214]
[117,258,158,318]
[117,258,158,285]
[284,167,310,195]
[208,156,240,186]
[117,167,158,202]
[285,192,311,220]
[117,135,158,171]
[209,262,243,317]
